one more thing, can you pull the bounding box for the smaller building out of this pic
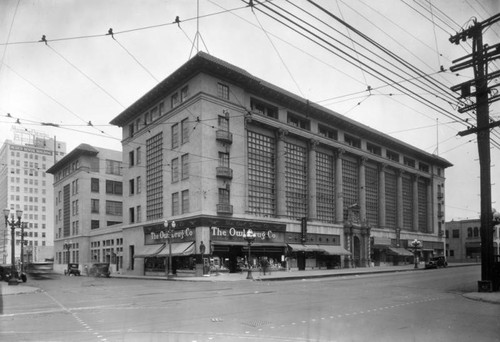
[445,218,500,262]
[46,144,123,274]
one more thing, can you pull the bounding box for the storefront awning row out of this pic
[134,242,195,258]
[287,244,351,255]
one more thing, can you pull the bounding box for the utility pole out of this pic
[449,14,500,292]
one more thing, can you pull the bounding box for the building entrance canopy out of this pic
[288,244,351,255]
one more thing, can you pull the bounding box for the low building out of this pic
[46,144,123,274]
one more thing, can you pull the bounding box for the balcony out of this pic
[437,191,444,199]
[216,130,233,144]
[216,166,233,179]
[217,203,233,215]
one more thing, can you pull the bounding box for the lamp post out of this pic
[164,220,176,279]
[243,229,256,280]
[3,208,23,285]
[63,240,72,274]
[411,239,421,269]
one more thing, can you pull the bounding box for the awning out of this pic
[133,244,165,258]
[287,244,351,255]
[213,241,286,247]
[386,247,414,257]
[157,242,195,257]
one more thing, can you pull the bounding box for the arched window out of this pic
[467,227,473,238]
[473,227,479,237]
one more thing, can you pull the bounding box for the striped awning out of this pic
[157,242,195,257]
[133,244,165,258]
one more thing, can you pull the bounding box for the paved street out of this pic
[1,265,499,341]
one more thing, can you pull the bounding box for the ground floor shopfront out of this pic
[121,217,353,277]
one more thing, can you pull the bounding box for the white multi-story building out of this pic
[0,127,66,264]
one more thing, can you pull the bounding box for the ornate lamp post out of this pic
[63,240,72,264]
[243,229,256,280]
[164,220,176,279]
[411,239,422,269]
[3,208,23,285]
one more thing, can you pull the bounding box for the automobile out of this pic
[425,256,448,269]
[25,262,54,279]
[89,263,110,278]
[65,263,81,276]
[1,264,28,282]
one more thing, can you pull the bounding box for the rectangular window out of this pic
[171,158,179,183]
[106,180,123,195]
[105,160,122,175]
[287,112,310,130]
[419,162,429,173]
[171,93,179,108]
[219,152,229,167]
[386,150,399,162]
[129,150,135,167]
[180,86,188,102]
[342,158,359,221]
[217,83,230,100]
[181,118,189,144]
[91,199,99,213]
[129,179,135,195]
[181,154,189,179]
[106,201,123,216]
[452,229,459,238]
[418,178,429,232]
[247,131,275,216]
[219,187,230,204]
[136,205,142,223]
[402,174,413,230]
[172,123,179,149]
[285,142,307,219]
[136,147,141,165]
[218,115,229,131]
[136,176,141,194]
[181,190,189,214]
[365,165,379,225]
[344,134,361,148]
[146,133,163,220]
[91,220,100,230]
[316,151,335,223]
[129,207,135,223]
[91,178,99,192]
[318,125,337,140]
[129,123,135,137]
[250,98,278,119]
[172,192,179,216]
[404,157,415,168]
[367,143,381,155]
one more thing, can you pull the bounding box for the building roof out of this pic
[110,51,452,168]
[46,143,99,174]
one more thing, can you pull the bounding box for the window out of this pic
[473,227,479,237]
[367,143,381,155]
[91,220,100,230]
[136,147,141,165]
[181,190,189,214]
[217,83,229,100]
[136,176,141,194]
[91,199,99,213]
[106,201,123,216]
[452,229,459,238]
[129,123,135,137]
[146,133,163,220]
[180,86,188,102]
[318,125,337,140]
[129,207,135,223]
[136,205,142,223]
[419,162,429,173]
[386,150,399,162]
[129,150,135,167]
[287,112,310,130]
[250,98,278,119]
[171,93,179,108]
[467,227,473,238]
[403,157,415,168]
[218,114,229,131]
[106,160,122,175]
[219,152,229,168]
[172,192,179,216]
[129,179,135,195]
[106,180,123,195]
[91,178,99,192]
[219,187,230,204]
[171,158,179,183]
[344,134,361,148]
[181,154,189,179]
[172,123,179,149]
[181,118,189,144]
[72,179,79,195]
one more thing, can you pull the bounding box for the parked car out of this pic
[25,262,54,279]
[0,264,27,282]
[65,263,81,276]
[425,256,448,269]
[89,263,110,278]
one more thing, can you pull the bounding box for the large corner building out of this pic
[109,52,452,276]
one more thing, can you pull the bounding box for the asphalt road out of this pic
[1,266,499,342]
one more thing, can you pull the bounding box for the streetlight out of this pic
[164,220,176,279]
[410,239,422,269]
[243,229,256,280]
[3,208,23,285]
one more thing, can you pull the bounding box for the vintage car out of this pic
[425,256,448,269]
[25,262,54,279]
[89,263,111,278]
[65,263,81,276]
[0,264,27,282]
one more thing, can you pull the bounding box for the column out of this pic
[378,163,387,228]
[359,157,367,224]
[396,170,404,230]
[335,148,345,224]
[276,129,288,218]
[413,175,419,232]
[308,140,319,221]
[427,179,433,233]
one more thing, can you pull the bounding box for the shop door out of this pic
[297,252,306,271]
[353,236,361,267]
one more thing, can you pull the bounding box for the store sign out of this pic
[143,225,195,245]
[211,226,280,241]
[10,144,53,155]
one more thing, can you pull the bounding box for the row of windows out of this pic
[172,190,190,216]
[10,159,47,169]
[10,151,50,161]
[9,168,44,177]
[171,154,189,182]
[10,178,47,187]
[447,227,481,239]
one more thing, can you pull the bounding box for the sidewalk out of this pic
[2,263,499,304]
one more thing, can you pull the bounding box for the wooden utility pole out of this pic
[449,14,500,291]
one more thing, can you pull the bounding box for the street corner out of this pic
[462,292,500,305]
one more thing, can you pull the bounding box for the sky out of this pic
[1,0,499,221]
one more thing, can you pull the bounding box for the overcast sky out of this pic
[1,0,499,221]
